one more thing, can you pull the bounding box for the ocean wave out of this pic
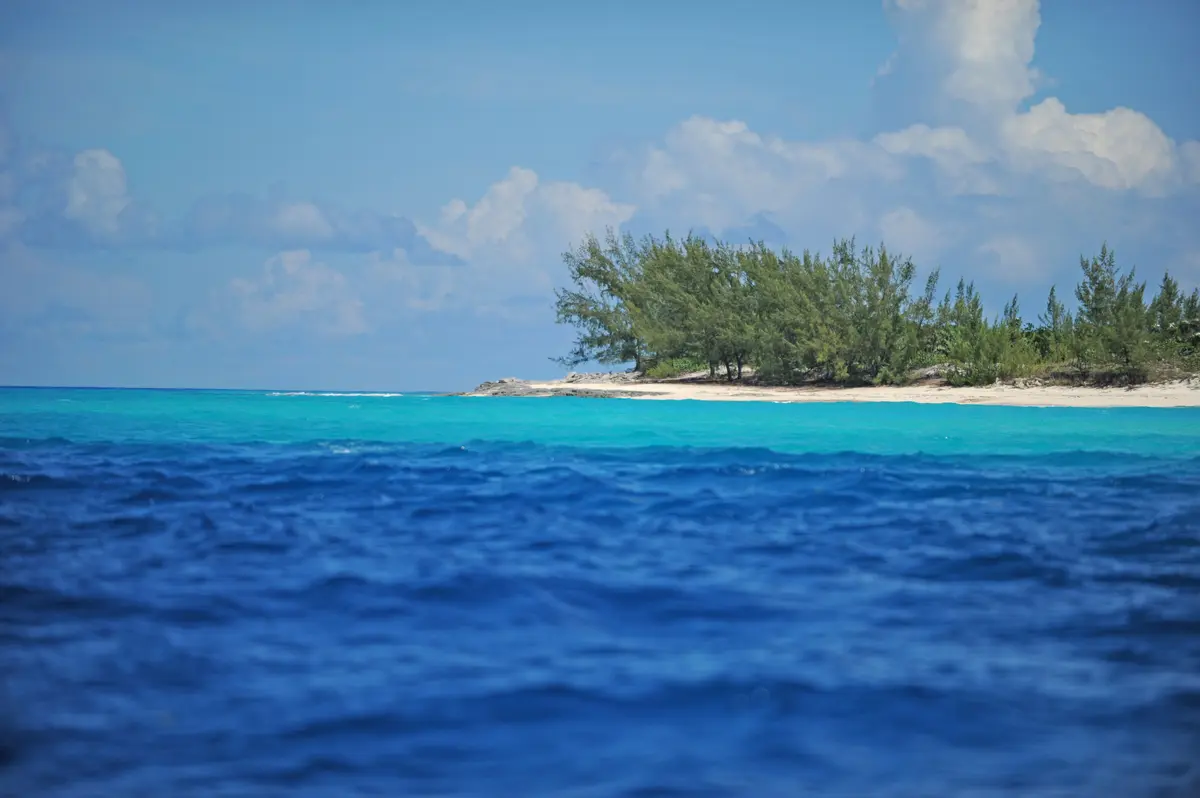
[2,424,1198,796]
[267,391,405,397]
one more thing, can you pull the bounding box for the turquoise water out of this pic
[2,387,1198,456]
[2,388,1199,796]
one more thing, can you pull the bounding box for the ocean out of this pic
[1,387,1198,797]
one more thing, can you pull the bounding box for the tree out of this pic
[936,280,991,384]
[711,243,756,379]
[911,268,942,362]
[1182,289,1200,355]
[553,230,646,369]
[1072,244,1149,376]
[1149,272,1184,340]
[1036,285,1073,362]
[551,232,1196,387]
[1001,294,1022,340]
[1109,269,1150,375]
[1075,243,1119,330]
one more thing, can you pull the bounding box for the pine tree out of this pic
[552,233,1195,387]
[1037,285,1073,362]
[1149,272,1184,340]
[553,229,646,369]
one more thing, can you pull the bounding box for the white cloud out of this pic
[272,202,335,240]
[421,165,635,265]
[634,116,901,232]
[874,123,998,194]
[1000,99,1181,192]
[619,0,1198,235]
[0,127,438,253]
[428,166,539,258]
[878,0,1198,195]
[874,51,898,80]
[879,206,945,263]
[920,0,1041,112]
[229,250,365,336]
[365,248,456,313]
[876,124,987,166]
[533,181,636,254]
[64,149,131,236]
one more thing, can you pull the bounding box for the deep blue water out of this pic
[2,388,1199,797]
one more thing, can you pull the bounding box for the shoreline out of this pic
[460,375,1200,408]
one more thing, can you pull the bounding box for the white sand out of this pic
[507,379,1200,408]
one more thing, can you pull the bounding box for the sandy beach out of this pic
[464,376,1200,408]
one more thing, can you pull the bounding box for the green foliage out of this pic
[1182,289,1200,360]
[934,280,1028,386]
[1035,285,1073,362]
[643,357,710,380]
[1071,243,1151,378]
[552,231,1198,387]
[552,231,646,369]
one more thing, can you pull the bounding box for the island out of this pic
[460,371,1200,408]
[463,231,1200,408]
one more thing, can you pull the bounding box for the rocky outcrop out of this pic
[562,371,641,384]
[454,376,648,399]
[464,378,545,397]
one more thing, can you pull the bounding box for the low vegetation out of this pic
[553,231,1200,387]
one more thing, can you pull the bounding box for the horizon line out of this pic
[0,384,457,394]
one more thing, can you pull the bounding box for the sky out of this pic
[1,0,1198,391]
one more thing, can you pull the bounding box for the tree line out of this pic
[553,230,1200,386]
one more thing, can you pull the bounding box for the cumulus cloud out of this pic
[364,249,457,313]
[271,201,335,240]
[629,0,1197,239]
[420,166,635,267]
[63,149,132,236]
[999,99,1181,192]
[878,206,945,264]
[634,116,901,232]
[874,123,999,195]
[878,0,1197,195]
[598,0,1199,296]
[885,0,1041,114]
[228,250,366,336]
[3,147,160,245]
[0,123,453,259]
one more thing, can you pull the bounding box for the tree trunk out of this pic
[735,355,744,380]
[709,361,717,380]
[724,360,734,382]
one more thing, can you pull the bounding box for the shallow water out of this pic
[2,389,1199,796]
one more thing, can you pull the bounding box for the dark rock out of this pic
[459,377,650,399]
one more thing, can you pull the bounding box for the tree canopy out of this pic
[554,230,1200,386]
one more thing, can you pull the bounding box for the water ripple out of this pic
[1,433,1198,797]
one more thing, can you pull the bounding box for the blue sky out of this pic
[1,0,1198,390]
